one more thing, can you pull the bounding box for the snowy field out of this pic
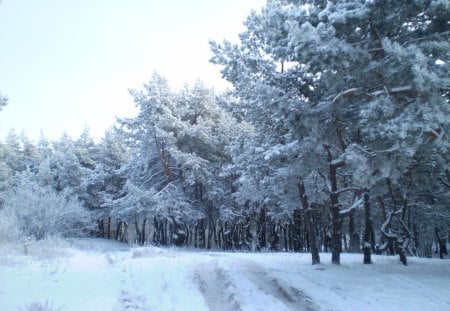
[1,239,449,311]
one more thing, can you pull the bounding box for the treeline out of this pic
[1,0,449,265]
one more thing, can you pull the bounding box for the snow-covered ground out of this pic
[1,238,449,311]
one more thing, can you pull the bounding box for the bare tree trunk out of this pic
[245,218,252,251]
[283,225,288,252]
[194,221,198,248]
[98,219,105,238]
[435,228,448,259]
[116,221,122,241]
[412,223,420,256]
[141,218,147,244]
[224,221,232,250]
[270,223,280,251]
[122,222,128,243]
[299,182,320,265]
[206,222,211,250]
[107,217,111,240]
[288,222,294,251]
[217,222,224,250]
[134,219,142,245]
[323,145,347,264]
[378,196,394,255]
[362,192,373,264]
[198,218,206,249]
[153,217,160,245]
[170,216,186,246]
[292,209,303,252]
[381,197,410,266]
[348,210,359,253]
[157,219,165,245]
[257,207,267,251]
[212,220,219,248]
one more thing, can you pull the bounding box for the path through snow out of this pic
[1,239,449,311]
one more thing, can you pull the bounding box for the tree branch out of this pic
[339,197,364,217]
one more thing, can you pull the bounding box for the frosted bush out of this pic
[20,300,64,311]
[0,209,22,243]
[0,173,92,241]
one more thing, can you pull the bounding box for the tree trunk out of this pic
[198,218,206,249]
[194,222,198,248]
[217,222,224,250]
[378,196,394,255]
[211,220,218,248]
[141,218,147,244]
[116,221,122,241]
[98,219,105,238]
[283,225,288,252]
[362,192,373,264]
[257,207,267,250]
[325,146,345,265]
[271,224,280,251]
[107,217,111,240]
[245,219,252,251]
[292,209,303,252]
[224,221,232,250]
[288,222,294,251]
[122,222,128,243]
[298,182,320,265]
[153,216,160,245]
[170,217,186,246]
[159,219,165,245]
[134,219,142,245]
[348,210,359,253]
[412,223,419,256]
[435,228,447,259]
[381,197,411,265]
[330,213,342,263]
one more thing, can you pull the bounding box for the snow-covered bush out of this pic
[20,300,64,311]
[0,173,92,241]
[0,210,22,243]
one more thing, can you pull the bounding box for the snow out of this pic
[1,238,450,311]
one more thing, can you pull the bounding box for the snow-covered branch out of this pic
[369,85,414,97]
[381,212,397,239]
[317,171,332,193]
[331,88,361,105]
[335,187,362,196]
[339,197,363,217]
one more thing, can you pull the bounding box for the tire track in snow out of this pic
[195,261,243,311]
[117,260,150,311]
[240,260,319,311]
[118,289,148,310]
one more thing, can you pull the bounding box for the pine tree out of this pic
[211,0,450,262]
[0,92,7,111]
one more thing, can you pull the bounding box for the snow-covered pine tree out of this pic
[174,81,242,249]
[118,74,242,247]
[82,128,129,239]
[0,92,6,111]
[117,73,202,245]
[211,0,450,262]
[51,133,84,193]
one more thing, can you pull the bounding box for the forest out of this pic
[1,0,449,267]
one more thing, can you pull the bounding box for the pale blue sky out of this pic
[0,0,264,141]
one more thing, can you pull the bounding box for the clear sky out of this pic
[0,0,265,141]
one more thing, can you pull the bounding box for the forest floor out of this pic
[0,238,449,311]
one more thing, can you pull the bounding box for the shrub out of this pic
[0,174,92,241]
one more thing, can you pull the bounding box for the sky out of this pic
[0,0,265,141]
